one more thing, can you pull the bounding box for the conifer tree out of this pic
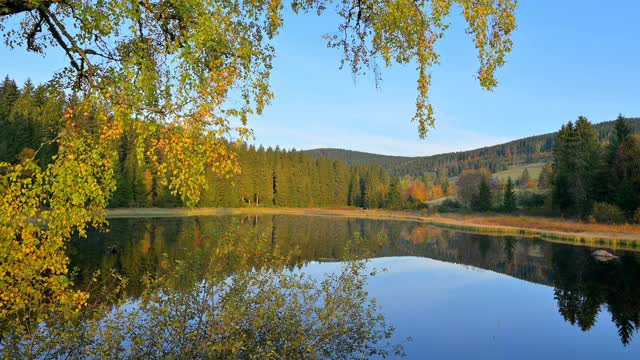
[612,135,640,215]
[552,117,600,216]
[574,116,600,215]
[472,178,492,212]
[333,161,350,206]
[386,178,402,209]
[600,115,632,208]
[0,76,19,162]
[502,177,517,212]
[348,169,361,207]
[254,147,274,207]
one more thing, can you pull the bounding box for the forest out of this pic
[306,117,640,177]
[0,76,451,210]
[1,76,639,223]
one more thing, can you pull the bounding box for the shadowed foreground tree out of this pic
[0,0,516,350]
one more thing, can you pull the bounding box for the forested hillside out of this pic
[3,76,638,221]
[306,117,640,177]
[0,76,398,210]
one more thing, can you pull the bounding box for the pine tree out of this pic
[552,122,575,213]
[600,115,632,209]
[362,172,375,209]
[254,146,273,207]
[0,76,20,162]
[552,117,600,216]
[386,177,402,209]
[502,177,517,212]
[574,116,600,215]
[612,135,640,215]
[472,177,492,212]
[348,169,361,207]
[333,160,350,206]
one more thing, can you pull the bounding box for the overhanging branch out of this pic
[0,0,59,17]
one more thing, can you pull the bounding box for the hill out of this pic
[305,117,640,177]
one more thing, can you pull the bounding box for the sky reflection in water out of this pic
[71,215,640,359]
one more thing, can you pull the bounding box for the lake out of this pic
[70,214,640,359]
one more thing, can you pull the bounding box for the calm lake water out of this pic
[71,214,640,359]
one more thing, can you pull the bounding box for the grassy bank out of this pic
[106,207,640,250]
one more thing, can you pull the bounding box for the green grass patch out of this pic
[493,162,545,181]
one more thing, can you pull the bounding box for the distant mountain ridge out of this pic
[304,117,640,177]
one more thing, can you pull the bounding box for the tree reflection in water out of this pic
[17,214,639,353]
[552,245,640,345]
[1,228,404,359]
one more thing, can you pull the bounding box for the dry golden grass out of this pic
[457,214,640,235]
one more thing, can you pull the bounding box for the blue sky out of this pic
[2,0,639,156]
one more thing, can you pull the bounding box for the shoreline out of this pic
[105,207,640,251]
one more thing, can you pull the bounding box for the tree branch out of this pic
[37,7,82,73]
[0,0,59,17]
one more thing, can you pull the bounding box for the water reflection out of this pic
[69,215,640,347]
[3,225,403,359]
[552,246,640,345]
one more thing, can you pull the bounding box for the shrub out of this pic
[591,202,626,224]
[633,209,640,224]
[517,190,545,209]
[438,198,463,213]
[416,202,430,210]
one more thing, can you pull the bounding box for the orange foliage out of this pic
[404,180,428,202]
[17,148,36,163]
[405,226,429,244]
[447,184,456,197]
[430,185,445,200]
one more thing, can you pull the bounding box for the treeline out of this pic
[447,116,640,223]
[5,75,636,221]
[111,138,395,209]
[552,116,640,222]
[0,76,64,167]
[306,117,640,177]
[2,76,452,210]
[111,133,452,209]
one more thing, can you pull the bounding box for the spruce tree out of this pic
[348,169,361,207]
[0,76,20,162]
[552,117,599,216]
[472,177,492,212]
[602,115,632,208]
[574,116,600,215]
[386,177,402,209]
[613,135,640,215]
[502,177,517,212]
[552,122,575,213]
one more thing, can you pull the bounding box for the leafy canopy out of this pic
[2,0,517,142]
